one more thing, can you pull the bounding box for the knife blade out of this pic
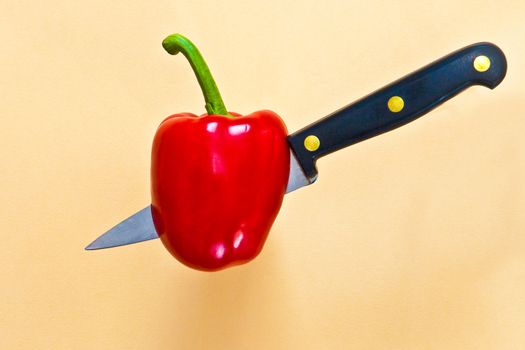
[86,42,506,251]
[85,150,307,250]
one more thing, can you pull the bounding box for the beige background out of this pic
[2,1,525,349]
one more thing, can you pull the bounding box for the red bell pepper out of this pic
[151,34,290,271]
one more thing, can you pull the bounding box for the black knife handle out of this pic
[287,42,507,182]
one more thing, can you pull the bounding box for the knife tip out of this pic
[84,242,100,250]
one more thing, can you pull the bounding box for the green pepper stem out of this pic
[162,34,233,117]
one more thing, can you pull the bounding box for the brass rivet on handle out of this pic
[388,96,404,113]
[473,55,491,72]
[304,135,320,152]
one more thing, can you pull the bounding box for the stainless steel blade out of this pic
[285,149,313,193]
[85,150,311,250]
[85,206,158,250]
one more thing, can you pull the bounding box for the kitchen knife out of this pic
[86,42,506,250]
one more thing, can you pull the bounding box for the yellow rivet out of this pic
[388,96,404,113]
[304,135,320,152]
[473,55,491,72]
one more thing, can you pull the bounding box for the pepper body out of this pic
[151,110,289,271]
